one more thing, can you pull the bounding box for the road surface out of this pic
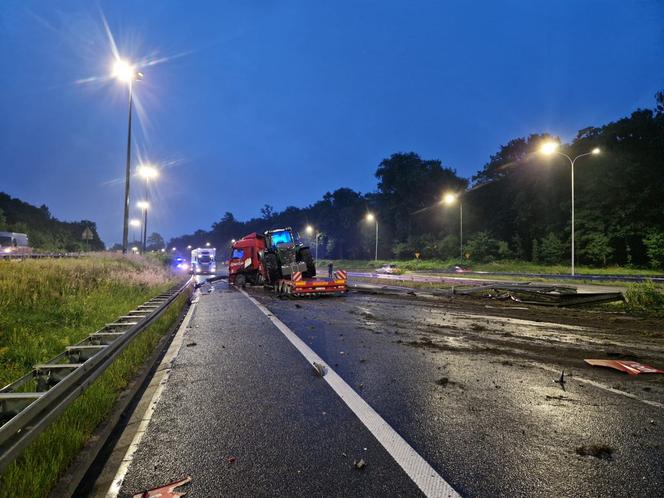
[88,279,664,497]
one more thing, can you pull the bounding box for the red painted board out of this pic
[584,359,664,376]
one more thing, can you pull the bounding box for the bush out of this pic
[392,241,414,260]
[643,231,664,269]
[465,231,499,262]
[624,280,664,313]
[580,233,613,266]
[538,233,564,265]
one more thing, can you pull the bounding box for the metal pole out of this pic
[570,159,575,276]
[460,203,463,261]
[142,179,149,253]
[122,83,133,255]
[315,233,319,264]
[375,221,379,261]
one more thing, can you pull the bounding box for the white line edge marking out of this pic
[105,299,198,498]
[238,288,460,498]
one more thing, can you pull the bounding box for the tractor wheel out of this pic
[264,252,281,284]
[299,247,316,278]
[235,274,246,288]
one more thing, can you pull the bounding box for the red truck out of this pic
[228,228,347,296]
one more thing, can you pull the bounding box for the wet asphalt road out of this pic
[114,281,664,497]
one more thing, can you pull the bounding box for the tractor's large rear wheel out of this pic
[299,248,316,278]
[264,252,281,284]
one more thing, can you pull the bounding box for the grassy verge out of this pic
[320,258,662,276]
[0,254,175,386]
[0,292,189,498]
[0,254,183,498]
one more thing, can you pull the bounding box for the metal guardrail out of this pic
[0,278,193,473]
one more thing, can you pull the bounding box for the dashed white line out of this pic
[239,288,460,498]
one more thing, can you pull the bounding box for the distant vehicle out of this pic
[174,256,189,272]
[191,248,216,274]
[376,263,399,274]
[0,232,31,255]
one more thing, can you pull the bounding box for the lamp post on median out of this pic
[305,225,322,265]
[137,164,158,254]
[540,142,600,276]
[442,193,463,261]
[129,219,141,248]
[112,59,143,255]
[137,201,149,253]
[365,213,378,261]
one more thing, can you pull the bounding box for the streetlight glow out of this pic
[138,164,159,179]
[187,245,192,250]
[205,242,211,247]
[540,141,559,155]
[305,225,313,235]
[112,59,142,83]
[129,219,141,227]
[592,147,601,155]
[442,193,458,206]
[366,213,375,222]
[137,201,149,210]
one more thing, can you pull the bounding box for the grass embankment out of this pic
[0,255,185,498]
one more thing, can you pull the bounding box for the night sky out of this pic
[1,1,662,246]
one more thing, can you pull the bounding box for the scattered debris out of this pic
[456,284,623,307]
[575,444,614,460]
[312,362,327,377]
[185,342,197,347]
[435,377,450,387]
[353,458,367,470]
[554,370,566,390]
[470,323,487,331]
[133,476,192,498]
[584,359,664,376]
[295,303,302,308]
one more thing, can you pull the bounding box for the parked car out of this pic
[376,263,399,274]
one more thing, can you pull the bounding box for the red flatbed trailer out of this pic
[273,270,348,297]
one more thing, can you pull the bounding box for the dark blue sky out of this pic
[1,1,662,245]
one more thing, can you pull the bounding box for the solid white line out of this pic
[105,299,198,498]
[239,289,460,498]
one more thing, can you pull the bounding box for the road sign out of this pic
[81,227,94,241]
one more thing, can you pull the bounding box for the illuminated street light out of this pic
[172,247,176,251]
[137,201,149,210]
[365,213,378,261]
[187,245,192,250]
[137,163,158,253]
[129,219,141,227]
[113,58,143,255]
[205,242,211,247]
[442,193,463,260]
[539,142,601,275]
[231,239,236,244]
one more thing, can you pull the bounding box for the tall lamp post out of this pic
[305,225,322,265]
[137,201,149,252]
[540,142,600,276]
[112,59,143,255]
[137,164,158,254]
[442,193,463,261]
[129,219,141,247]
[366,213,378,261]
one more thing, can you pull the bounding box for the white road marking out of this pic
[105,299,198,498]
[239,289,460,498]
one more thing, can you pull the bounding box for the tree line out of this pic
[0,193,103,252]
[169,92,664,268]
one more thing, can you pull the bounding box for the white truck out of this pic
[191,247,216,274]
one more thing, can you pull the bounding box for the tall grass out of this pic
[624,280,664,314]
[0,293,188,498]
[0,255,174,386]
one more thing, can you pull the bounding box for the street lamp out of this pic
[305,225,322,265]
[187,245,192,250]
[365,213,378,261]
[137,164,158,254]
[129,219,141,249]
[205,242,211,247]
[442,193,463,261]
[540,141,601,275]
[112,58,143,255]
[137,201,149,252]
